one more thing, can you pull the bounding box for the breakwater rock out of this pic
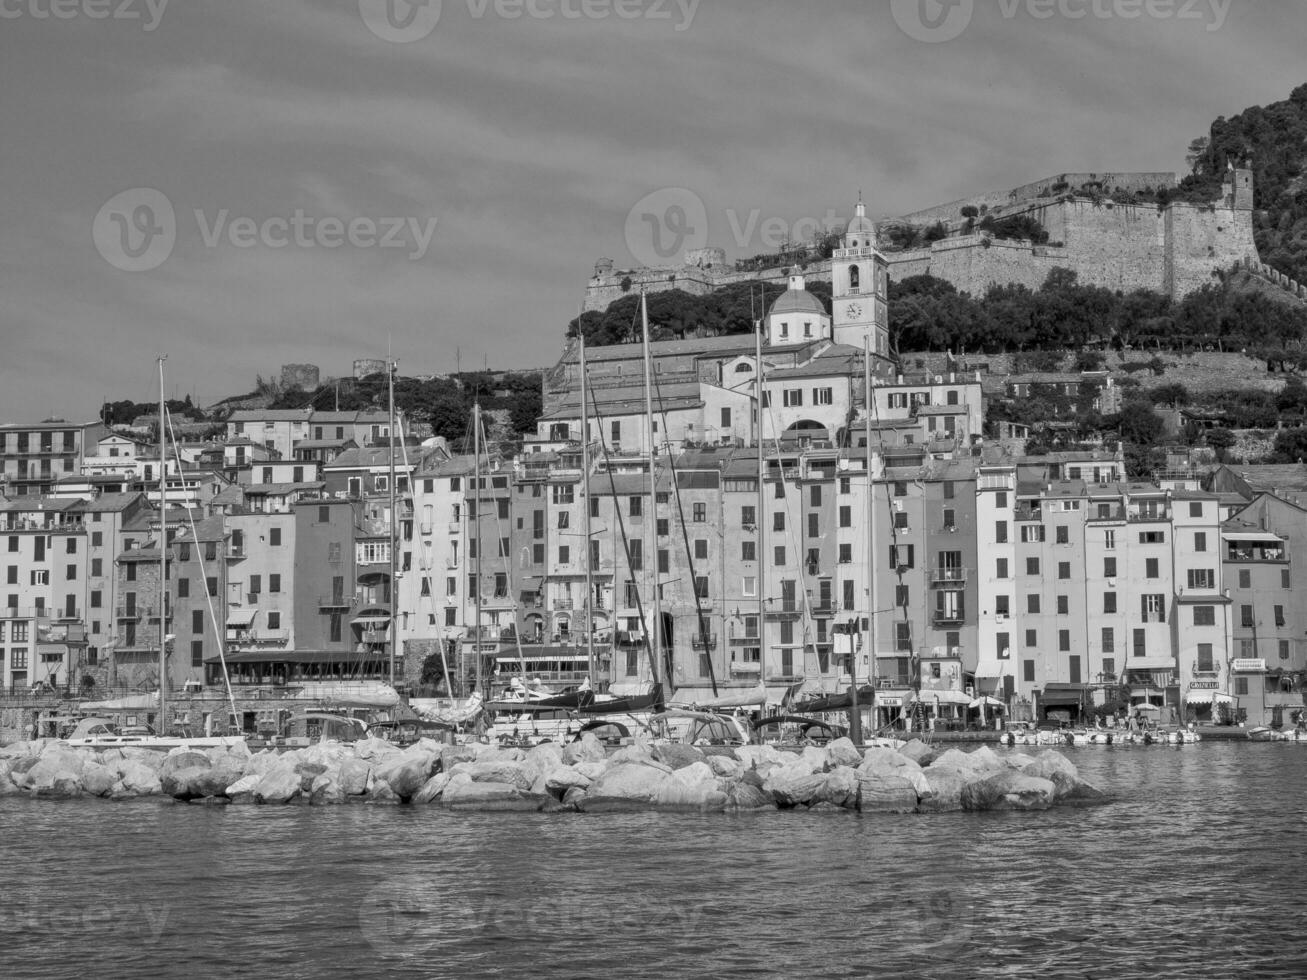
[0,736,1105,813]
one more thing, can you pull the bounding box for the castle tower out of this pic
[1232,165,1254,211]
[766,266,830,346]
[832,200,893,368]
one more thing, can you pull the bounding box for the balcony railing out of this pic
[448,521,461,535]
[691,634,718,650]
[317,595,351,608]
[931,568,968,586]
[932,611,967,626]
[554,598,574,611]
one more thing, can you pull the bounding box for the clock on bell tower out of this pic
[831,199,892,371]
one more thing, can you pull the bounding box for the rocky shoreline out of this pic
[0,734,1105,813]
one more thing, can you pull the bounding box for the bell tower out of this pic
[832,199,892,370]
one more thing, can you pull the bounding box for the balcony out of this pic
[765,600,802,618]
[1128,509,1170,523]
[810,601,837,616]
[554,598,574,611]
[932,611,967,627]
[419,522,433,536]
[729,660,762,675]
[114,604,154,620]
[1226,544,1287,562]
[690,633,718,651]
[226,546,246,561]
[445,557,460,570]
[448,521,461,535]
[930,567,968,586]
[317,594,351,609]
[1191,667,1221,680]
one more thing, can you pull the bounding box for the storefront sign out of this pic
[1189,681,1219,690]
[1232,658,1267,673]
[879,696,904,707]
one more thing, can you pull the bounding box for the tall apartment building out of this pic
[0,421,108,496]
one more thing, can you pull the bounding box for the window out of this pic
[1059,629,1070,652]
[1279,640,1290,661]
[693,503,707,523]
[1139,531,1165,544]
[1025,629,1037,647]
[1132,628,1145,658]
[1026,557,1040,576]
[782,389,803,407]
[838,544,852,564]
[694,576,709,599]
[1055,526,1069,545]
[895,622,912,652]
[318,505,330,523]
[1194,531,1206,553]
[1189,502,1203,518]
[1027,595,1040,614]
[628,540,643,571]
[1275,605,1286,627]
[1103,592,1116,614]
[1104,557,1117,578]
[1187,569,1214,590]
[1235,677,1248,696]
[1104,529,1116,550]
[1142,595,1166,623]
[656,518,669,538]
[1058,562,1070,580]
[1023,660,1035,682]
[269,574,281,593]
[839,506,852,528]
[741,506,756,527]
[889,544,914,569]
[807,514,819,539]
[65,537,76,555]
[1145,558,1159,579]
[629,496,642,518]
[558,546,571,565]
[1283,570,1292,590]
[177,578,189,598]
[943,508,955,529]
[996,558,1008,579]
[1240,604,1253,628]
[773,512,785,532]
[996,632,1011,659]
[720,407,732,428]
[894,511,908,530]
[1057,595,1069,615]
[774,546,786,565]
[1190,604,1216,628]
[1239,569,1251,589]
[995,521,1008,543]
[1020,525,1045,544]
[65,563,75,581]
[809,486,822,507]
[813,387,833,405]
[192,609,204,633]
[743,576,757,598]
[90,589,101,608]
[694,539,708,560]
[1102,627,1115,653]
[995,595,1010,616]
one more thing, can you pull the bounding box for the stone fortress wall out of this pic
[584,171,1259,313]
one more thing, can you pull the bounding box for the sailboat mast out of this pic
[580,331,596,688]
[755,317,766,690]
[157,354,168,735]
[641,290,662,689]
[387,356,397,688]
[473,402,483,697]
[864,329,878,728]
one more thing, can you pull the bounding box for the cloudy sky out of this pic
[0,0,1302,421]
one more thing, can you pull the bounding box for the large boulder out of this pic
[161,766,213,800]
[339,757,372,796]
[524,742,565,777]
[455,759,534,792]
[253,765,302,804]
[825,737,862,769]
[580,763,670,811]
[859,748,929,796]
[706,755,743,779]
[309,775,346,806]
[857,772,919,814]
[726,780,774,810]
[765,766,856,809]
[561,735,605,766]
[189,755,249,799]
[117,760,162,796]
[413,772,454,805]
[439,744,479,772]
[651,743,707,771]
[917,771,968,813]
[225,774,261,797]
[897,739,936,765]
[653,762,727,811]
[961,771,1057,811]
[374,750,437,800]
[544,765,593,798]
[734,744,788,770]
[353,737,401,762]
[443,778,543,811]
[928,747,1005,780]
[607,745,671,771]
[159,751,212,781]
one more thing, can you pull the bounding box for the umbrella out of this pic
[1134,703,1162,713]
[969,696,1004,708]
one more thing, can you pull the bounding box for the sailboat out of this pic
[67,356,246,753]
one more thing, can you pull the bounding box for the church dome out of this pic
[769,267,826,318]
[845,201,877,243]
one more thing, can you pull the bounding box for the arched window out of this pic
[849,265,861,292]
[735,362,753,373]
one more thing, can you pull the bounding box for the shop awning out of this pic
[205,650,386,665]
[351,615,391,627]
[1221,532,1283,542]
[1185,689,1235,705]
[918,689,973,706]
[1126,656,1176,671]
[1040,684,1087,706]
[225,607,258,627]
